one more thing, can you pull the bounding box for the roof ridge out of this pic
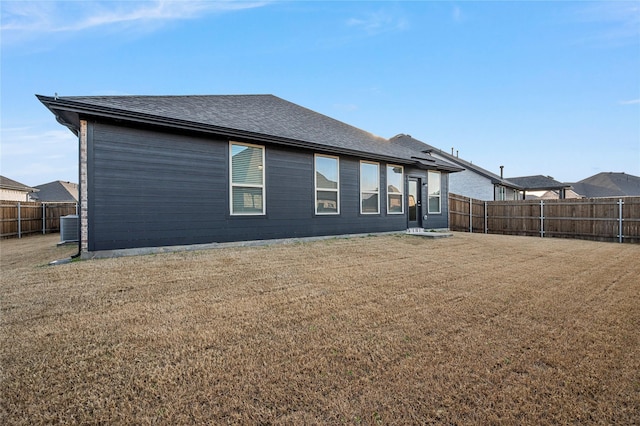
[61,93,277,100]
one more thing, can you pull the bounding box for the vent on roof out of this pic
[60,215,79,243]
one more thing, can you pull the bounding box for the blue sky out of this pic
[1,0,639,187]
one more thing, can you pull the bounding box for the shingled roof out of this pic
[36,94,462,172]
[0,175,37,193]
[506,175,570,191]
[570,172,640,197]
[391,134,522,190]
[32,180,79,202]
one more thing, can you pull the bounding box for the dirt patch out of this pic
[1,233,639,424]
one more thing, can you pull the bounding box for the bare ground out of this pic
[1,233,639,425]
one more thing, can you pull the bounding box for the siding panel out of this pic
[88,122,448,251]
[90,122,226,250]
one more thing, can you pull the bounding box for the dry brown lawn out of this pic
[1,232,639,425]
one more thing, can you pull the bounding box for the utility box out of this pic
[60,215,79,243]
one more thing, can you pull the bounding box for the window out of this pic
[230,142,265,215]
[360,161,380,214]
[387,165,404,214]
[315,155,339,214]
[428,170,441,214]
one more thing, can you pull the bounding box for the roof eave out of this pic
[427,150,510,182]
[520,185,572,191]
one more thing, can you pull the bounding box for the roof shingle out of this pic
[37,94,462,172]
[506,175,570,190]
[33,180,79,202]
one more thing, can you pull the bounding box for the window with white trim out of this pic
[360,161,380,214]
[315,154,339,214]
[427,170,441,214]
[230,142,265,215]
[387,165,404,214]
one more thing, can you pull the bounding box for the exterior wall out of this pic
[448,168,495,201]
[0,189,30,201]
[494,185,521,201]
[426,171,450,229]
[507,188,520,200]
[430,153,495,200]
[85,121,451,251]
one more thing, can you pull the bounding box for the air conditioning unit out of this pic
[60,215,79,243]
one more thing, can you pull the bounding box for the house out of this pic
[391,136,522,201]
[0,175,38,201]
[569,172,640,198]
[37,94,463,257]
[531,188,583,200]
[32,180,79,203]
[506,175,572,199]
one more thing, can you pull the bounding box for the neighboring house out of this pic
[530,188,582,200]
[0,175,38,201]
[32,180,79,202]
[37,94,463,256]
[506,175,572,199]
[391,136,522,201]
[569,172,640,198]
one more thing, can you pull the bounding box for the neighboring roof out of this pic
[0,175,38,193]
[32,180,79,202]
[506,175,570,191]
[36,94,462,173]
[391,135,522,189]
[316,172,336,189]
[570,172,640,198]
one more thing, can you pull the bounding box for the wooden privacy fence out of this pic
[1,201,77,239]
[449,194,640,243]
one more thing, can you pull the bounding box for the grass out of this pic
[1,232,639,424]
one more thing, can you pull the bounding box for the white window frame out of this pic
[386,164,404,215]
[360,160,380,215]
[314,154,340,215]
[229,141,265,216]
[427,170,441,214]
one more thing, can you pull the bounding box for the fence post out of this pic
[42,203,46,234]
[17,202,22,239]
[540,200,544,238]
[618,198,624,243]
[469,198,473,233]
[484,201,488,234]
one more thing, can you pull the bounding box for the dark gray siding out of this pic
[88,121,449,251]
[88,122,228,250]
[423,171,450,230]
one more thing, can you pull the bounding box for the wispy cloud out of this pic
[333,103,358,112]
[452,5,462,23]
[619,99,640,105]
[1,0,269,45]
[347,10,409,35]
[1,127,75,156]
[0,126,78,185]
[572,2,640,47]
